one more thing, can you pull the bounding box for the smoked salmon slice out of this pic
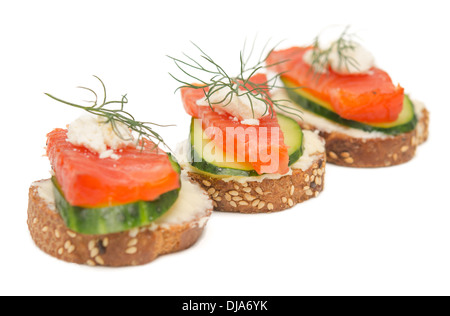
[181,74,289,175]
[267,47,404,123]
[46,129,180,207]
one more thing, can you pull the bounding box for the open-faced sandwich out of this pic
[169,45,326,214]
[267,28,429,167]
[28,77,213,267]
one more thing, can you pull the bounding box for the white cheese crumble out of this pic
[196,85,267,125]
[240,118,260,126]
[32,180,56,212]
[303,42,375,75]
[67,115,135,159]
[99,149,120,160]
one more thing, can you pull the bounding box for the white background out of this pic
[1,0,449,296]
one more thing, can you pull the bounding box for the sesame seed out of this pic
[129,228,139,238]
[86,260,96,266]
[318,169,323,176]
[64,241,71,250]
[244,194,256,201]
[67,231,76,238]
[128,238,138,247]
[68,245,75,254]
[252,199,260,207]
[42,226,48,233]
[213,201,218,208]
[88,240,96,251]
[393,153,398,161]
[255,187,264,195]
[55,230,60,239]
[341,152,350,158]
[202,180,212,187]
[257,201,265,209]
[229,190,239,196]
[125,247,137,255]
[329,151,338,160]
[232,196,243,201]
[411,136,417,146]
[344,157,354,164]
[239,201,249,206]
[315,177,322,186]
[304,175,310,182]
[58,248,64,255]
[95,256,105,266]
[230,201,237,208]
[102,238,109,248]
[401,146,409,152]
[243,187,252,193]
[288,199,294,207]
[212,191,219,198]
[225,193,232,201]
[234,184,240,191]
[32,218,38,225]
[282,197,287,203]
[207,188,216,195]
[306,189,313,196]
[290,185,295,196]
[90,248,99,258]
[315,191,320,197]
[267,203,274,211]
[311,175,315,182]
[214,196,222,202]
[313,169,318,176]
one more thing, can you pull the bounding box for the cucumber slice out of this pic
[52,177,180,235]
[279,114,304,164]
[282,77,417,135]
[167,153,181,174]
[188,114,303,176]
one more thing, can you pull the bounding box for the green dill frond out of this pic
[308,25,362,79]
[167,39,302,119]
[45,76,173,151]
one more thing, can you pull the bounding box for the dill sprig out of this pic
[167,40,302,119]
[308,26,361,79]
[45,76,173,151]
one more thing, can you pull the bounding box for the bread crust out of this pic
[299,108,430,168]
[27,180,212,267]
[187,152,326,213]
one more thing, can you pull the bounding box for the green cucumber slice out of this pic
[279,113,304,164]
[188,114,303,176]
[52,177,180,235]
[168,153,181,174]
[282,77,417,135]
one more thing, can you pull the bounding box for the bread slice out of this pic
[27,175,213,267]
[177,130,326,213]
[273,90,430,168]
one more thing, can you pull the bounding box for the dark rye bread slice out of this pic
[301,108,430,168]
[27,179,212,267]
[187,152,326,214]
